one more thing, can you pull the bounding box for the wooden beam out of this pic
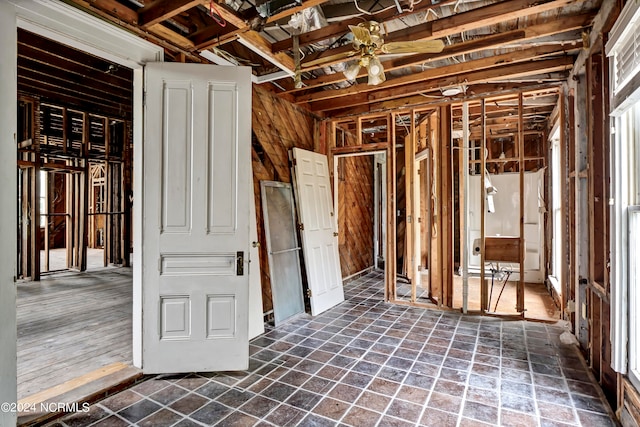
[296,47,574,105]
[298,0,584,70]
[308,57,574,112]
[518,92,525,313]
[238,30,295,72]
[147,23,195,49]
[139,0,201,28]
[272,0,461,53]
[66,0,204,62]
[430,0,582,37]
[83,0,138,24]
[480,99,487,311]
[386,113,397,302]
[352,83,558,115]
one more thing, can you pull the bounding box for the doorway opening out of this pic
[15,27,136,407]
[334,152,386,282]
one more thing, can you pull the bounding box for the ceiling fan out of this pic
[302,21,445,85]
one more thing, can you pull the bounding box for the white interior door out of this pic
[142,63,251,373]
[292,148,344,315]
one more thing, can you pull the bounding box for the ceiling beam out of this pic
[139,0,201,28]
[308,59,572,112]
[295,44,576,104]
[300,0,584,69]
[271,0,461,53]
[332,84,560,116]
[287,14,591,93]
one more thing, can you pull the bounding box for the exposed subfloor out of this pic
[17,266,132,400]
[39,248,108,274]
[50,271,615,427]
[396,274,560,321]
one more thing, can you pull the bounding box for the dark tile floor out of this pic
[51,271,616,426]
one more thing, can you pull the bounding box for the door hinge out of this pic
[143,91,146,107]
[297,223,304,231]
[333,231,338,237]
[158,258,161,272]
[306,288,312,298]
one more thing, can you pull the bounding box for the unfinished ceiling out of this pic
[63,0,600,131]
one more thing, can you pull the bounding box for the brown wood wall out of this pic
[337,156,375,277]
[251,85,316,314]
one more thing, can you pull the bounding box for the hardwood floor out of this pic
[17,266,132,400]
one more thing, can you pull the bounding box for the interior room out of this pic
[1,0,640,426]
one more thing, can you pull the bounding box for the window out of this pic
[624,104,640,388]
[607,0,640,378]
[630,207,640,389]
[550,130,562,295]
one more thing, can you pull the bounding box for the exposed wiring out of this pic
[209,0,227,27]
[353,0,398,16]
[353,0,374,15]
[424,8,439,21]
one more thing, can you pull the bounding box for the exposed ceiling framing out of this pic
[60,0,603,133]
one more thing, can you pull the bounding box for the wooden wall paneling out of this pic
[252,149,275,314]
[622,378,640,426]
[518,92,525,314]
[337,155,375,278]
[250,86,319,317]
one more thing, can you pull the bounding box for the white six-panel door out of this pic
[142,63,251,373]
[292,148,344,315]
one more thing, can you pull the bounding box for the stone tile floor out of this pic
[50,271,617,426]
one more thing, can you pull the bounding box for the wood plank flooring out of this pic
[396,274,560,321]
[17,267,132,400]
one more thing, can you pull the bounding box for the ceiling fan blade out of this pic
[349,24,373,46]
[302,50,357,68]
[380,40,445,54]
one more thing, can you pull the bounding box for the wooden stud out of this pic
[518,92,525,314]
[480,99,487,312]
[405,111,416,297]
[43,171,50,272]
[32,145,41,281]
[386,113,397,302]
[558,88,567,316]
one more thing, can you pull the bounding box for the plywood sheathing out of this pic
[250,86,318,314]
[337,156,374,278]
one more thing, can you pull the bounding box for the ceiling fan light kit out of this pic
[343,63,361,80]
[325,21,444,86]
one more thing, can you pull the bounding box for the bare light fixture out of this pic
[441,85,466,96]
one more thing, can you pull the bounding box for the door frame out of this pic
[5,0,163,378]
[332,150,387,276]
